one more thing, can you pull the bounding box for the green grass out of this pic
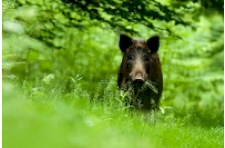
[2,1,224,147]
[3,81,224,148]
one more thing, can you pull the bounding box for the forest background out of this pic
[2,0,224,147]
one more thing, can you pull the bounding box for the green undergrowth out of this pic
[3,80,224,148]
[2,0,224,147]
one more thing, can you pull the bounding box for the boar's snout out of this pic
[130,72,145,85]
[133,72,144,82]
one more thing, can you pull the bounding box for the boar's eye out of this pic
[143,55,149,62]
[126,60,133,70]
[127,54,134,61]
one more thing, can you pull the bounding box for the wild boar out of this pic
[118,34,163,110]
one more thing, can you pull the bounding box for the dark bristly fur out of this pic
[118,34,163,110]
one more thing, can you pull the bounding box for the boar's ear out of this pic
[146,36,160,53]
[119,34,132,53]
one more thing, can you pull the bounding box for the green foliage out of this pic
[172,0,224,15]
[2,0,224,147]
[12,0,197,49]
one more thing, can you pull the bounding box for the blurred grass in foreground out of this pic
[3,81,224,148]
